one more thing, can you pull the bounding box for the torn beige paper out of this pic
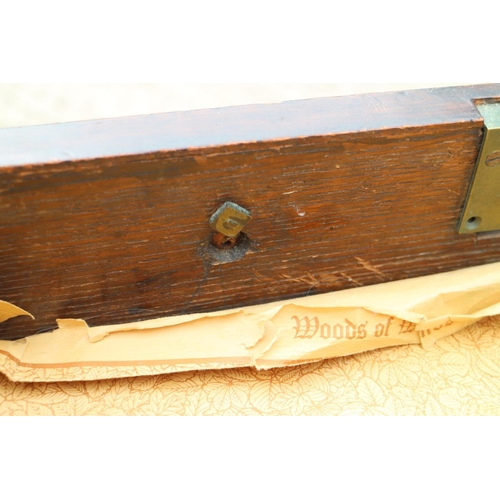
[0,300,33,323]
[1,261,500,383]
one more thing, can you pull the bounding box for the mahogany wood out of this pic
[1,85,500,340]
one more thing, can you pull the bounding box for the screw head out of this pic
[209,202,252,237]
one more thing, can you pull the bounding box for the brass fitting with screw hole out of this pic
[210,202,252,250]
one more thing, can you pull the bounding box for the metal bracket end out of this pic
[458,100,500,234]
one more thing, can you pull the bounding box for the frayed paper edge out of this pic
[0,300,34,323]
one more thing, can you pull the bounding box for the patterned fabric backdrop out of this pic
[2,317,499,416]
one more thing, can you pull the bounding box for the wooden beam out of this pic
[1,84,500,340]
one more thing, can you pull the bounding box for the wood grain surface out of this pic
[1,84,500,340]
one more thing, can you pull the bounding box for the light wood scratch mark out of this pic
[339,272,363,287]
[355,257,387,280]
[281,272,341,288]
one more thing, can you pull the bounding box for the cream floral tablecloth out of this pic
[2,317,499,416]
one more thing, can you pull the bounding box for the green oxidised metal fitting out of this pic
[209,202,252,238]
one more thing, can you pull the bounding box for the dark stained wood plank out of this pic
[1,84,500,340]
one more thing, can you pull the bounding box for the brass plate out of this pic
[459,101,500,234]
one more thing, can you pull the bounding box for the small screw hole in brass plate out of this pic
[466,216,482,230]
